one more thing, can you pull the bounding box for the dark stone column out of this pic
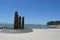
[14,11,18,29]
[18,16,21,29]
[22,17,24,29]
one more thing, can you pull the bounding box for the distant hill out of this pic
[47,21,60,25]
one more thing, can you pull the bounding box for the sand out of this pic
[0,29,60,40]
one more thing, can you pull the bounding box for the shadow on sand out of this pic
[0,28,33,34]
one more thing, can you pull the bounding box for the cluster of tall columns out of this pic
[14,11,24,29]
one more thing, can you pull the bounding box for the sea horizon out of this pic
[0,23,48,28]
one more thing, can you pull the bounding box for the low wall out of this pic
[56,25,60,29]
[48,25,57,28]
[48,25,60,28]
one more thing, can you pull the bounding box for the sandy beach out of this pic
[0,29,60,40]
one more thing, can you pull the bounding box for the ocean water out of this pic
[0,24,48,28]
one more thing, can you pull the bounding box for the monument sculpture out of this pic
[14,11,24,29]
[14,11,18,29]
[18,16,21,29]
[22,17,24,29]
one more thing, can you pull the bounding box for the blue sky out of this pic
[0,0,60,24]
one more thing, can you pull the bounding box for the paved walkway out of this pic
[0,29,60,40]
